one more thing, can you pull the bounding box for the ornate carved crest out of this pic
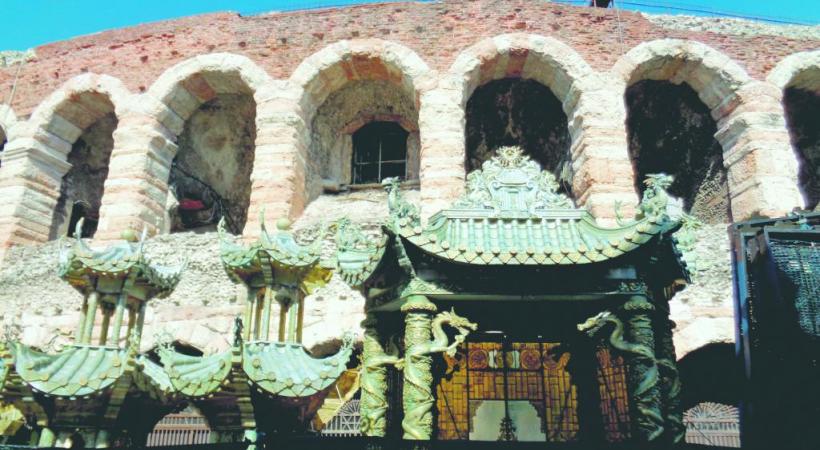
[454,146,574,214]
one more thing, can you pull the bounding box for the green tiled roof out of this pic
[242,333,353,398]
[219,217,330,291]
[333,219,388,288]
[158,333,354,399]
[394,147,677,266]
[13,344,127,397]
[158,347,233,398]
[58,223,184,297]
[133,356,176,401]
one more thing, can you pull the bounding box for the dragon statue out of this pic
[383,177,420,228]
[637,173,674,222]
[359,329,404,437]
[578,310,664,441]
[613,173,676,226]
[402,308,477,440]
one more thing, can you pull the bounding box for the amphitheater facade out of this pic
[0,0,818,364]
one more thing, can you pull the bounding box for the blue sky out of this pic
[1,0,818,51]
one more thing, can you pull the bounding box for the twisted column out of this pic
[623,295,664,442]
[655,317,684,443]
[359,314,391,437]
[401,295,437,440]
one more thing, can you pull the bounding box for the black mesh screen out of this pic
[768,238,820,338]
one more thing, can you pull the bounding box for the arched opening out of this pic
[783,84,820,210]
[308,79,419,197]
[49,92,118,239]
[465,79,572,195]
[165,83,257,235]
[678,343,741,447]
[625,80,730,223]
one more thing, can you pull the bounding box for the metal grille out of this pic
[769,238,820,337]
[684,402,740,448]
[318,399,362,437]
[147,412,212,447]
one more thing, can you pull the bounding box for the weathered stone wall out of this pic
[0,0,818,363]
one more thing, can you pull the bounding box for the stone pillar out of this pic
[655,316,684,444]
[401,295,437,440]
[0,126,72,262]
[716,81,803,219]
[622,295,664,442]
[95,101,178,240]
[418,81,467,219]
[359,314,391,437]
[244,82,307,237]
[570,78,641,225]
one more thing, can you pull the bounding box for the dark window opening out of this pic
[465,79,572,195]
[784,87,820,210]
[66,201,97,238]
[626,80,730,223]
[352,121,408,184]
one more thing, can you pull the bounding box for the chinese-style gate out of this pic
[344,147,689,446]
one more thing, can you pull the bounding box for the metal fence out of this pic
[146,412,213,447]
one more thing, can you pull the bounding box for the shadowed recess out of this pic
[465,79,572,196]
[783,87,820,210]
[168,94,257,235]
[625,80,730,223]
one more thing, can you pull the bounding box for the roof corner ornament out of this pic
[383,177,420,229]
[334,217,373,253]
[637,173,674,223]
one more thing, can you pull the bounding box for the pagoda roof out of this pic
[58,222,184,298]
[333,219,389,288]
[219,216,331,291]
[393,147,680,266]
[158,333,353,399]
[13,344,128,397]
[242,337,353,398]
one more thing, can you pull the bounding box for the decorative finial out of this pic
[121,228,139,243]
[276,218,291,231]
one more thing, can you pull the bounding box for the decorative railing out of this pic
[147,412,213,447]
[683,402,740,448]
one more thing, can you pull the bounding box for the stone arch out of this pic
[284,39,432,210]
[146,53,272,134]
[613,39,802,220]
[423,34,633,219]
[448,34,596,111]
[768,50,820,210]
[0,74,130,246]
[291,39,432,121]
[612,39,750,113]
[143,54,272,235]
